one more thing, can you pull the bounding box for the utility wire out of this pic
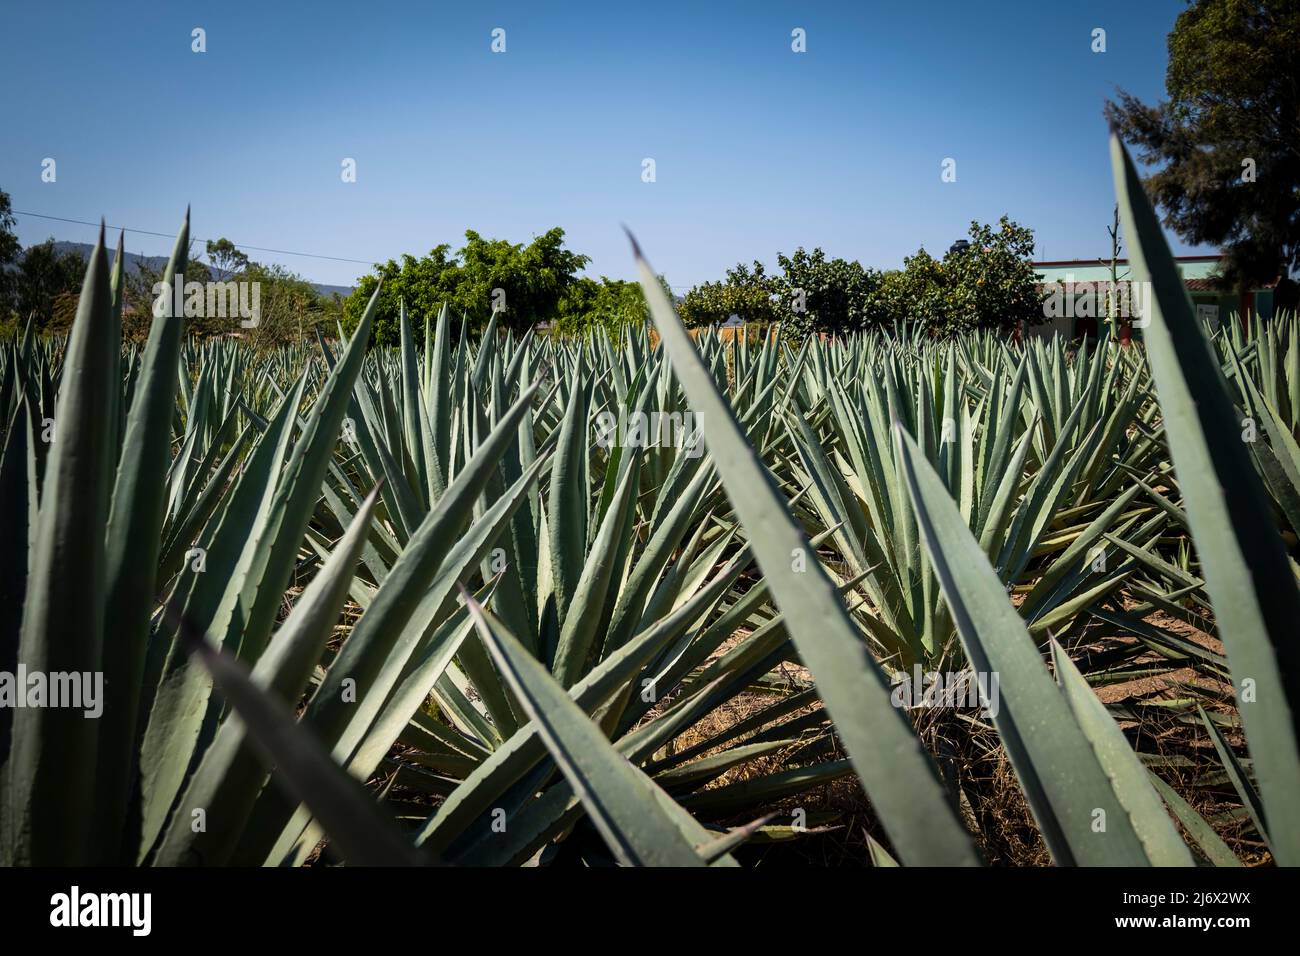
[13,210,376,266]
[12,209,698,289]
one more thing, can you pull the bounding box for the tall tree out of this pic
[1105,0,1300,308]
[16,240,87,328]
[343,228,590,345]
[455,228,590,334]
[0,188,21,318]
[125,256,210,339]
[553,275,669,334]
[678,261,779,329]
[205,237,250,281]
[933,217,1044,335]
[773,248,884,339]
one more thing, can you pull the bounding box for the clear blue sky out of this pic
[0,0,1206,290]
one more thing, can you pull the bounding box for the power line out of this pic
[12,210,377,266]
[12,209,699,289]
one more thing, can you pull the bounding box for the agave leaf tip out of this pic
[621,224,644,260]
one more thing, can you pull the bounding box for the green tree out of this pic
[0,188,21,320]
[16,240,87,329]
[342,228,590,346]
[124,241,331,346]
[125,256,212,340]
[872,218,1041,335]
[343,245,460,346]
[681,250,890,341]
[205,237,250,281]
[241,261,336,347]
[679,261,779,328]
[554,276,654,334]
[679,219,1039,340]
[1104,0,1300,308]
[773,247,885,340]
[877,250,950,327]
[456,228,590,334]
[937,217,1043,334]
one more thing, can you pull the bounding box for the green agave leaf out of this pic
[1147,772,1241,867]
[632,232,979,867]
[137,370,308,856]
[867,833,901,867]
[302,384,538,755]
[156,416,251,586]
[164,603,422,867]
[1049,637,1193,865]
[895,425,1151,865]
[468,673,748,868]
[1197,704,1269,848]
[273,593,482,869]
[693,814,774,862]
[338,455,549,775]
[552,445,643,687]
[653,738,793,791]
[234,294,383,666]
[427,303,453,491]
[7,226,116,865]
[420,544,750,860]
[229,386,542,864]
[98,212,191,862]
[546,369,590,643]
[463,590,705,867]
[1112,135,1300,865]
[154,485,382,865]
[263,453,551,866]
[0,402,34,794]
[678,760,854,815]
[398,301,432,507]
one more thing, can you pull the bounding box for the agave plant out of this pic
[2,136,1292,869]
[0,222,850,867]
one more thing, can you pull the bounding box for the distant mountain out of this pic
[40,241,355,300]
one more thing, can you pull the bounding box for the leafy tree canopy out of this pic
[205,237,250,281]
[16,240,87,328]
[552,275,671,336]
[774,248,885,339]
[342,228,591,345]
[0,189,20,318]
[904,217,1044,335]
[125,240,335,346]
[679,217,1041,339]
[1105,0,1300,305]
[678,261,780,328]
